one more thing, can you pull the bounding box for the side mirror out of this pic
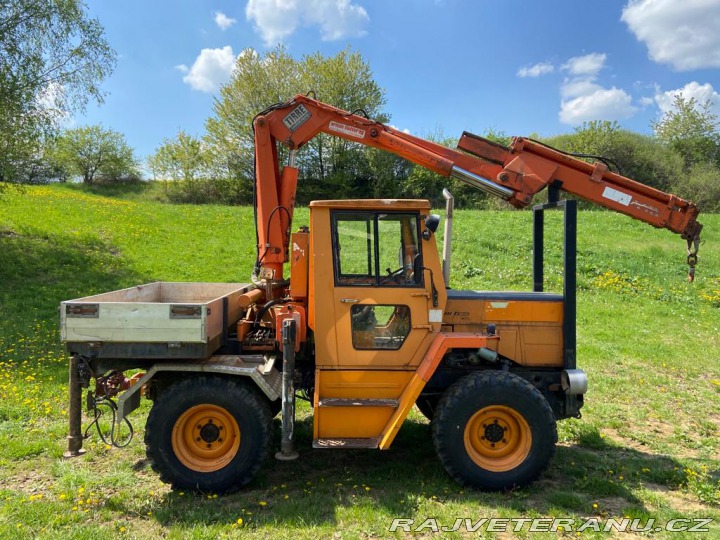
[422,214,441,240]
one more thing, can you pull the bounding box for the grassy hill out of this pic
[0,184,718,538]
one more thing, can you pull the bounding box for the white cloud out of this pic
[654,81,720,115]
[639,96,655,107]
[516,62,554,78]
[622,0,720,71]
[561,53,606,77]
[245,0,369,45]
[180,46,236,93]
[561,80,603,100]
[558,52,636,124]
[214,11,237,31]
[560,88,637,124]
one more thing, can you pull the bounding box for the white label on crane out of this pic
[283,104,311,132]
[429,309,443,323]
[602,186,632,206]
[329,121,366,139]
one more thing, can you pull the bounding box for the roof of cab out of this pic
[309,199,431,211]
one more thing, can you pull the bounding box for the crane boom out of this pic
[253,94,702,280]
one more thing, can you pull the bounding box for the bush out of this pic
[670,162,720,212]
[165,177,253,205]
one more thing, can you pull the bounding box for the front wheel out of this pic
[145,375,272,493]
[432,370,557,490]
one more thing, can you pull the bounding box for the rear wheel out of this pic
[432,370,557,490]
[145,375,272,493]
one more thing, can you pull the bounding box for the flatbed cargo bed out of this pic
[60,282,251,359]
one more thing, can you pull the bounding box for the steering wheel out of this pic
[380,266,405,285]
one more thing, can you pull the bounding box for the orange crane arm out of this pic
[253,94,702,280]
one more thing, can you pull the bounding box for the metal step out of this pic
[318,398,399,408]
[313,438,380,449]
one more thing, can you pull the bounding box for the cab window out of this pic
[332,211,423,287]
[351,304,411,349]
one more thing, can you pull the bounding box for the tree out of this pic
[544,121,684,192]
[0,0,115,185]
[150,131,211,182]
[149,130,236,204]
[205,46,387,203]
[52,125,139,184]
[653,95,720,168]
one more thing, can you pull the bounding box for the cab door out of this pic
[330,210,432,369]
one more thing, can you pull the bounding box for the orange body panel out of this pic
[316,370,414,398]
[308,200,447,370]
[313,370,413,439]
[444,296,564,367]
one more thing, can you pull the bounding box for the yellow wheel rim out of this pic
[463,405,531,472]
[171,404,241,472]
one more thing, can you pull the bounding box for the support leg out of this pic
[64,355,86,458]
[275,319,299,461]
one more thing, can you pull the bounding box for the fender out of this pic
[116,355,281,422]
[378,332,500,449]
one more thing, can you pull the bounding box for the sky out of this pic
[77,0,720,163]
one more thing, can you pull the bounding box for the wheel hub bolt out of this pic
[484,422,505,443]
[200,422,221,443]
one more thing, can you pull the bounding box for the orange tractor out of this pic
[62,94,702,492]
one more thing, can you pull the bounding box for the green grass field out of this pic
[0,183,719,539]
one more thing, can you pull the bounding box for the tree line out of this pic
[1,2,719,210]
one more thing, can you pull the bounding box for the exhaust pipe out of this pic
[450,166,513,200]
[442,189,454,285]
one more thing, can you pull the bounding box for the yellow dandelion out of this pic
[259,501,267,507]
[236,518,243,526]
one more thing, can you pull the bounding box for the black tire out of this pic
[145,375,272,493]
[415,395,439,420]
[432,370,557,490]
